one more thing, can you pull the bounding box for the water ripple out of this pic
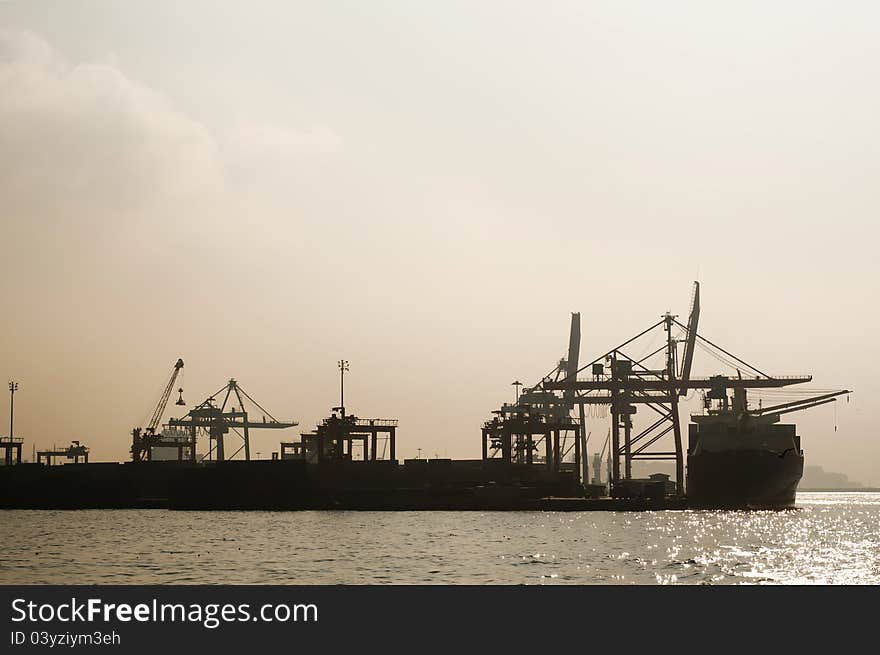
[1,493,878,584]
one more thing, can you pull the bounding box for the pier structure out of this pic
[37,441,89,465]
[293,409,398,463]
[0,436,23,466]
[282,361,398,464]
[134,428,194,462]
[485,313,586,482]
[481,406,582,476]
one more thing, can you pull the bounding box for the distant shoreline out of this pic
[800,487,879,492]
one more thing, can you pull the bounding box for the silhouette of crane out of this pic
[130,359,185,462]
[167,379,297,462]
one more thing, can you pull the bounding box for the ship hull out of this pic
[687,448,803,509]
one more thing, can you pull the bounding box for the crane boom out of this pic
[678,281,700,395]
[563,312,581,406]
[749,390,850,416]
[766,397,839,418]
[147,358,184,432]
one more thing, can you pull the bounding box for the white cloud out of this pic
[0,30,221,217]
[0,28,347,245]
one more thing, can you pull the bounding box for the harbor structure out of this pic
[0,284,850,510]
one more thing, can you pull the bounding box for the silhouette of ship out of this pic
[686,384,812,509]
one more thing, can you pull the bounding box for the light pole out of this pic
[512,380,522,405]
[338,360,349,415]
[9,381,18,439]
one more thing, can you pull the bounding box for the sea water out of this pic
[1,492,877,584]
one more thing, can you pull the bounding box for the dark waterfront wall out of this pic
[0,459,581,511]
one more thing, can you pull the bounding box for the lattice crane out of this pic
[130,358,186,462]
[542,282,846,497]
[167,378,297,462]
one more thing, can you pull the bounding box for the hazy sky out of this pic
[1,2,877,482]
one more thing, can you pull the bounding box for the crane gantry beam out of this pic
[545,375,813,392]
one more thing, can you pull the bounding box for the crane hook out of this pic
[176,388,186,406]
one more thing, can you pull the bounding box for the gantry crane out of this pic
[130,358,186,462]
[167,378,297,462]
[482,313,586,480]
[543,282,847,498]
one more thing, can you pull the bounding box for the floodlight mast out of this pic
[9,381,18,440]
[338,360,350,415]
